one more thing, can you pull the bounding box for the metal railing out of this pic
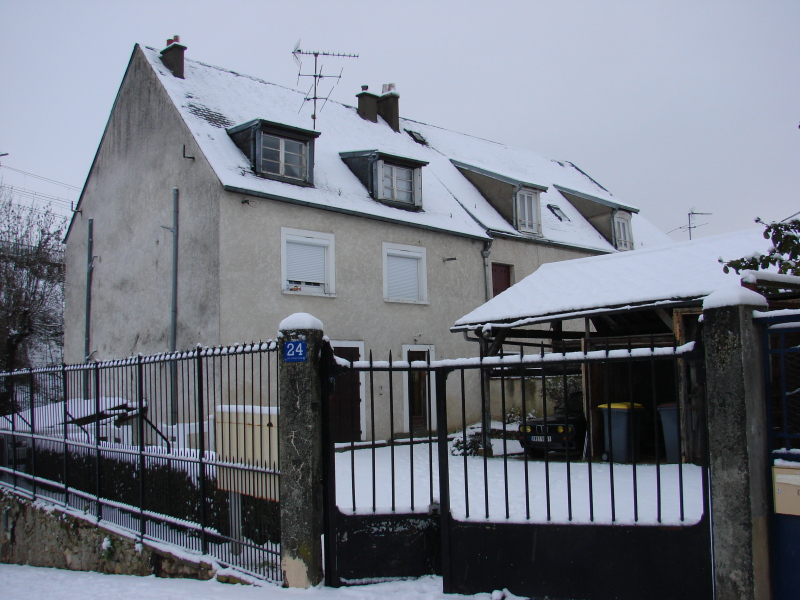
[0,342,281,582]
[330,338,709,526]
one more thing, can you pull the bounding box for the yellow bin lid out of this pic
[600,403,644,410]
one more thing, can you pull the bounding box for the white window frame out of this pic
[281,227,336,296]
[614,211,634,251]
[402,344,437,434]
[259,133,308,181]
[515,188,542,234]
[330,340,367,441]
[382,242,428,304]
[376,160,423,207]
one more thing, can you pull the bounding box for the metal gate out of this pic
[322,339,713,599]
[759,310,800,600]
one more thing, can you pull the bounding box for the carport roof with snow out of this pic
[453,228,771,331]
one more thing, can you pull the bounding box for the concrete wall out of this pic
[64,45,222,363]
[0,489,246,584]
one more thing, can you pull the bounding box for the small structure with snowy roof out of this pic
[64,40,668,441]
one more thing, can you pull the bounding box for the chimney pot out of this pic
[381,83,396,94]
[361,85,369,91]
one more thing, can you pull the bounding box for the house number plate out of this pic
[284,340,307,362]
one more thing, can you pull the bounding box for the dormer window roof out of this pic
[341,150,428,211]
[451,160,548,237]
[227,119,320,186]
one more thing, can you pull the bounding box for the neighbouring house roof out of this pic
[453,228,773,330]
[130,45,669,252]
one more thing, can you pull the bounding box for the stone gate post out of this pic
[703,293,771,600]
[278,313,324,588]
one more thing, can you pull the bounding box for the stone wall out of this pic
[0,489,246,584]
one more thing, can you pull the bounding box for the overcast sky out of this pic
[1,1,798,239]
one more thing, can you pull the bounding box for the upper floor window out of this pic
[614,211,634,250]
[260,134,307,180]
[228,119,319,186]
[376,159,422,208]
[281,228,336,296]
[383,242,428,303]
[339,151,427,211]
[516,189,541,234]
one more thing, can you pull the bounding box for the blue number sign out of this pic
[283,340,307,363]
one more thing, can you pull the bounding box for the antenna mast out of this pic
[292,41,358,130]
[687,210,712,240]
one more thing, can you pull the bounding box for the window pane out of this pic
[384,185,394,198]
[262,135,280,150]
[284,164,303,178]
[262,148,280,162]
[387,254,420,300]
[284,139,304,155]
[396,167,413,181]
[397,178,413,192]
[396,190,413,202]
[261,159,280,174]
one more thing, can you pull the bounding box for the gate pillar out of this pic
[278,313,325,588]
[703,299,771,600]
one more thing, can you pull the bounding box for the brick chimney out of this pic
[357,85,379,123]
[160,35,186,79]
[377,83,400,132]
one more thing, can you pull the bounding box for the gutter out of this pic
[222,184,491,241]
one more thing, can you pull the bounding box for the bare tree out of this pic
[0,190,65,380]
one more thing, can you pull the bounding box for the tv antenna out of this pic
[292,40,358,130]
[686,210,712,240]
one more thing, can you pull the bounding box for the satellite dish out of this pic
[292,39,302,67]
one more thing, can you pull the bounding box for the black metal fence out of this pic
[330,339,708,525]
[325,337,713,598]
[0,342,281,582]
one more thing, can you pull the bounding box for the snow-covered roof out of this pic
[141,45,669,251]
[454,228,772,329]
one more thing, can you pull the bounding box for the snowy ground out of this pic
[0,564,515,600]
[336,443,705,525]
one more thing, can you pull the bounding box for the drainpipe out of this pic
[161,188,180,426]
[481,239,493,302]
[84,220,94,362]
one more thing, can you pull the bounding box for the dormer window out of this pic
[228,119,319,186]
[614,211,634,250]
[380,163,416,204]
[260,134,307,180]
[340,151,427,210]
[516,188,541,235]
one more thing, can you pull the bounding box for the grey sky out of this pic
[1,1,798,239]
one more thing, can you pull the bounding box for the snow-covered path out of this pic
[0,564,509,600]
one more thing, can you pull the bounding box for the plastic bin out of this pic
[600,403,644,463]
[657,403,680,463]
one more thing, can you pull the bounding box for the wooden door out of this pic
[329,346,361,443]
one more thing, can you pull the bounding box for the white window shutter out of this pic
[286,241,326,284]
[386,254,419,300]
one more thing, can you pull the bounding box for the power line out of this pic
[0,165,81,191]
[0,184,74,209]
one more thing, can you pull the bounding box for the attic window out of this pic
[340,151,428,211]
[614,211,634,250]
[547,204,570,222]
[406,130,428,145]
[227,119,320,186]
[516,188,542,235]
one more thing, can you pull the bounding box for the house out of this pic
[63,40,670,440]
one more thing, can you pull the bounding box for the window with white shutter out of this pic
[281,228,335,295]
[383,243,427,303]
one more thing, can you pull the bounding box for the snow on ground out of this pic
[0,564,513,600]
[336,443,704,525]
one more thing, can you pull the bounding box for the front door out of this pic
[329,346,362,443]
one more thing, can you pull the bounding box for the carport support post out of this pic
[703,302,771,600]
[278,314,325,588]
